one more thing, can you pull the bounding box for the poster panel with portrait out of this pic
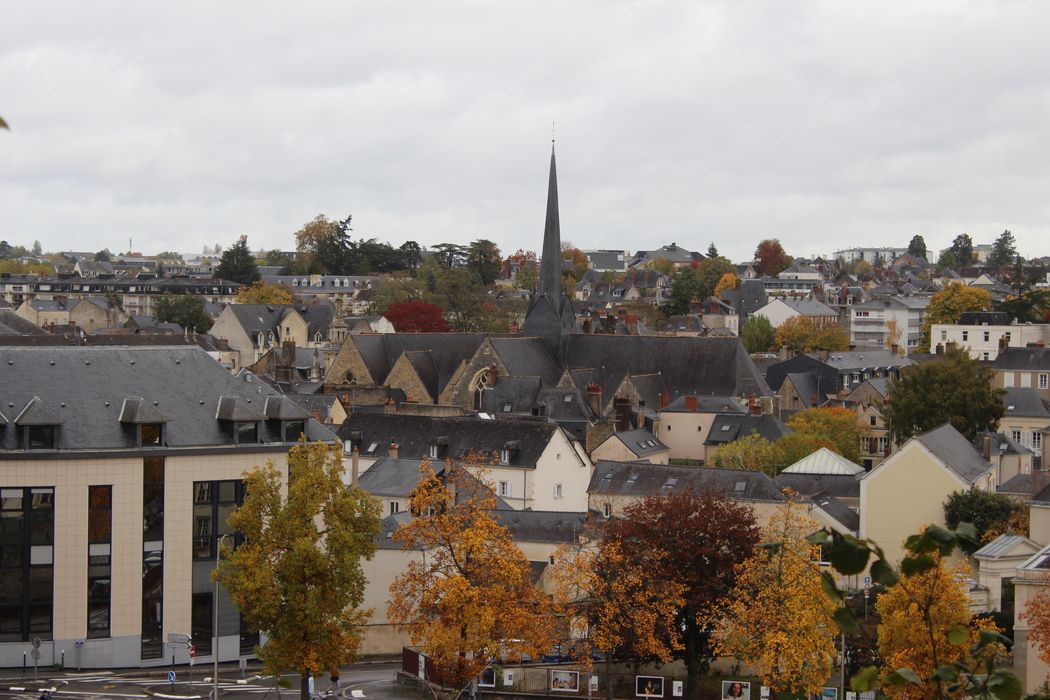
[721,680,751,700]
[551,670,580,692]
[636,676,664,698]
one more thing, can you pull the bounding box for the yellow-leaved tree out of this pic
[876,553,1004,699]
[775,315,849,355]
[713,499,838,696]
[387,460,555,689]
[235,280,295,304]
[919,282,992,352]
[217,441,381,700]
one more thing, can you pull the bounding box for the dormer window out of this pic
[27,425,57,450]
[499,449,510,465]
[237,422,258,444]
[141,423,163,446]
[15,396,63,450]
[429,444,439,459]
[283,420,305,443]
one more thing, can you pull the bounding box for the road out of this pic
[0,662,418,700]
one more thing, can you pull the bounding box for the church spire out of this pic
[539,143,562,301]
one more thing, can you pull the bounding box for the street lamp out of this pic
[214,533,233,700]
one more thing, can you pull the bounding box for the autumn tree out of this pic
[754,239,791,277]
[876,553,1002,700]
[943,489,1026,543]
[368,277,425,315]
[388,461,555,688]
[775,316,849,355]
[741,315,776,354]
[907,235,928,261]
[714,272,739,297]
[235,281,294,304]
[919,282,992,351]
[787,407,862,463]
[217,442,381,700]
[153,295,213,332]
[713,499,838,697]
[695,256,736,300]
[1021,573,1050,676]
[712,434,778,474]
[561,244,589,282]
[604,491,759,700]
[772,433,839,470]
[214,237,261,284]
[507,249,539,291]
[383,299,450,332]
[550,535,685,700]
[884,348,1004,443]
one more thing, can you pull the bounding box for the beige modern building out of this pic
[0,346,335,669]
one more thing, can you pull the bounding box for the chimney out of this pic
[684,395,698,411]
[658,391,669,409]
[626,314,638,334]
[217,337,230,351]
[586,383,604,415]
[613,397,632,432]
[351,446,360,487]
[749,397,762,415]
[982,434,992,461]
[389,442,399,460]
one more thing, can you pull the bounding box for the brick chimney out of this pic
[658,391,668,409]
[389,442,399,460]
[626,314,638,335]
[684,395,698,411]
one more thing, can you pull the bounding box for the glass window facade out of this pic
[0,488,54,642]
[87,485,112,639]
[192,480,243,560]
[141,458,164,659]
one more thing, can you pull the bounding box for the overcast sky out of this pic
[3,1,1050,263]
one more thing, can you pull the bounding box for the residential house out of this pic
[0,345,335,668]
[778,262,824,282]
[859,423,995,564]
[845,378,892,470]
[751,297,838,329]
[208,302,336,369]
[703,412,791,464]
[766,350,913,397]
[583,250,629,272]
[590,428,669,464]
[972,534,1040,616]
[993,347,1050,401]
[932,313,1050,361]
[654,395,748,463]
[831,247,908,265]
[1000,388,1050,456]
[975,430,1035,486]
[850,295,930,353]
[336,412,592,512]
[629,243,703,270]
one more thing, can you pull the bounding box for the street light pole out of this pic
[214,533,232,700]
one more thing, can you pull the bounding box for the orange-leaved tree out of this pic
[387,460,554,689]
[549,534,685,699]
[713,498,838,696]
[876,553,1005,699]
[235,280,295,304]
[604,491,759,700]
[786,406,862,463]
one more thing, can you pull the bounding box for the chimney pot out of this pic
[684,395,698,411]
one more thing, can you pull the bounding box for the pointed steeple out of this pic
[539,144,562,301]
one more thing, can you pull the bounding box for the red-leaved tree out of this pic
[604,490,759,700]
[754,239,792,276]
[382,299,450,332]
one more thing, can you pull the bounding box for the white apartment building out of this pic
[850,296,929,353]
[931,313,1050,361]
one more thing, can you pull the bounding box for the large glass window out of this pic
[0,488,54,642]
[193,480,243,560]
[87,486,112,639]
[141,458,164,659]
[191,593,213,656]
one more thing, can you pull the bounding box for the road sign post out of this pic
[169,670,177,690]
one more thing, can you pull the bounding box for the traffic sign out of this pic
[32,637,41,649]
[863,576,871,585]
[167,632,191,644]
[168,671,177,684]
[30,649,41,661]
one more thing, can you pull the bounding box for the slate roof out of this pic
[810,493,860,532]
[347,333,489,393]
[562,335,772,400]
[228,303,336,344]
[998,472,1050,498]
[914,423,993,484]
[783,298,837,317]
[820,350,914,372]
[1004,388,1050,419]
[0,346,335,451]
[609,429,668,457]
[704,413,790,445]
[489,337,562,386]
[775,472,861,500]
[589,460,785,502]
[495,510,587,543]
[781,447,864,475]
[337,413,565,467]
[993,347,1050,372]
[0,311,46,336]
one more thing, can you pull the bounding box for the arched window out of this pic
[473,370,489,411]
